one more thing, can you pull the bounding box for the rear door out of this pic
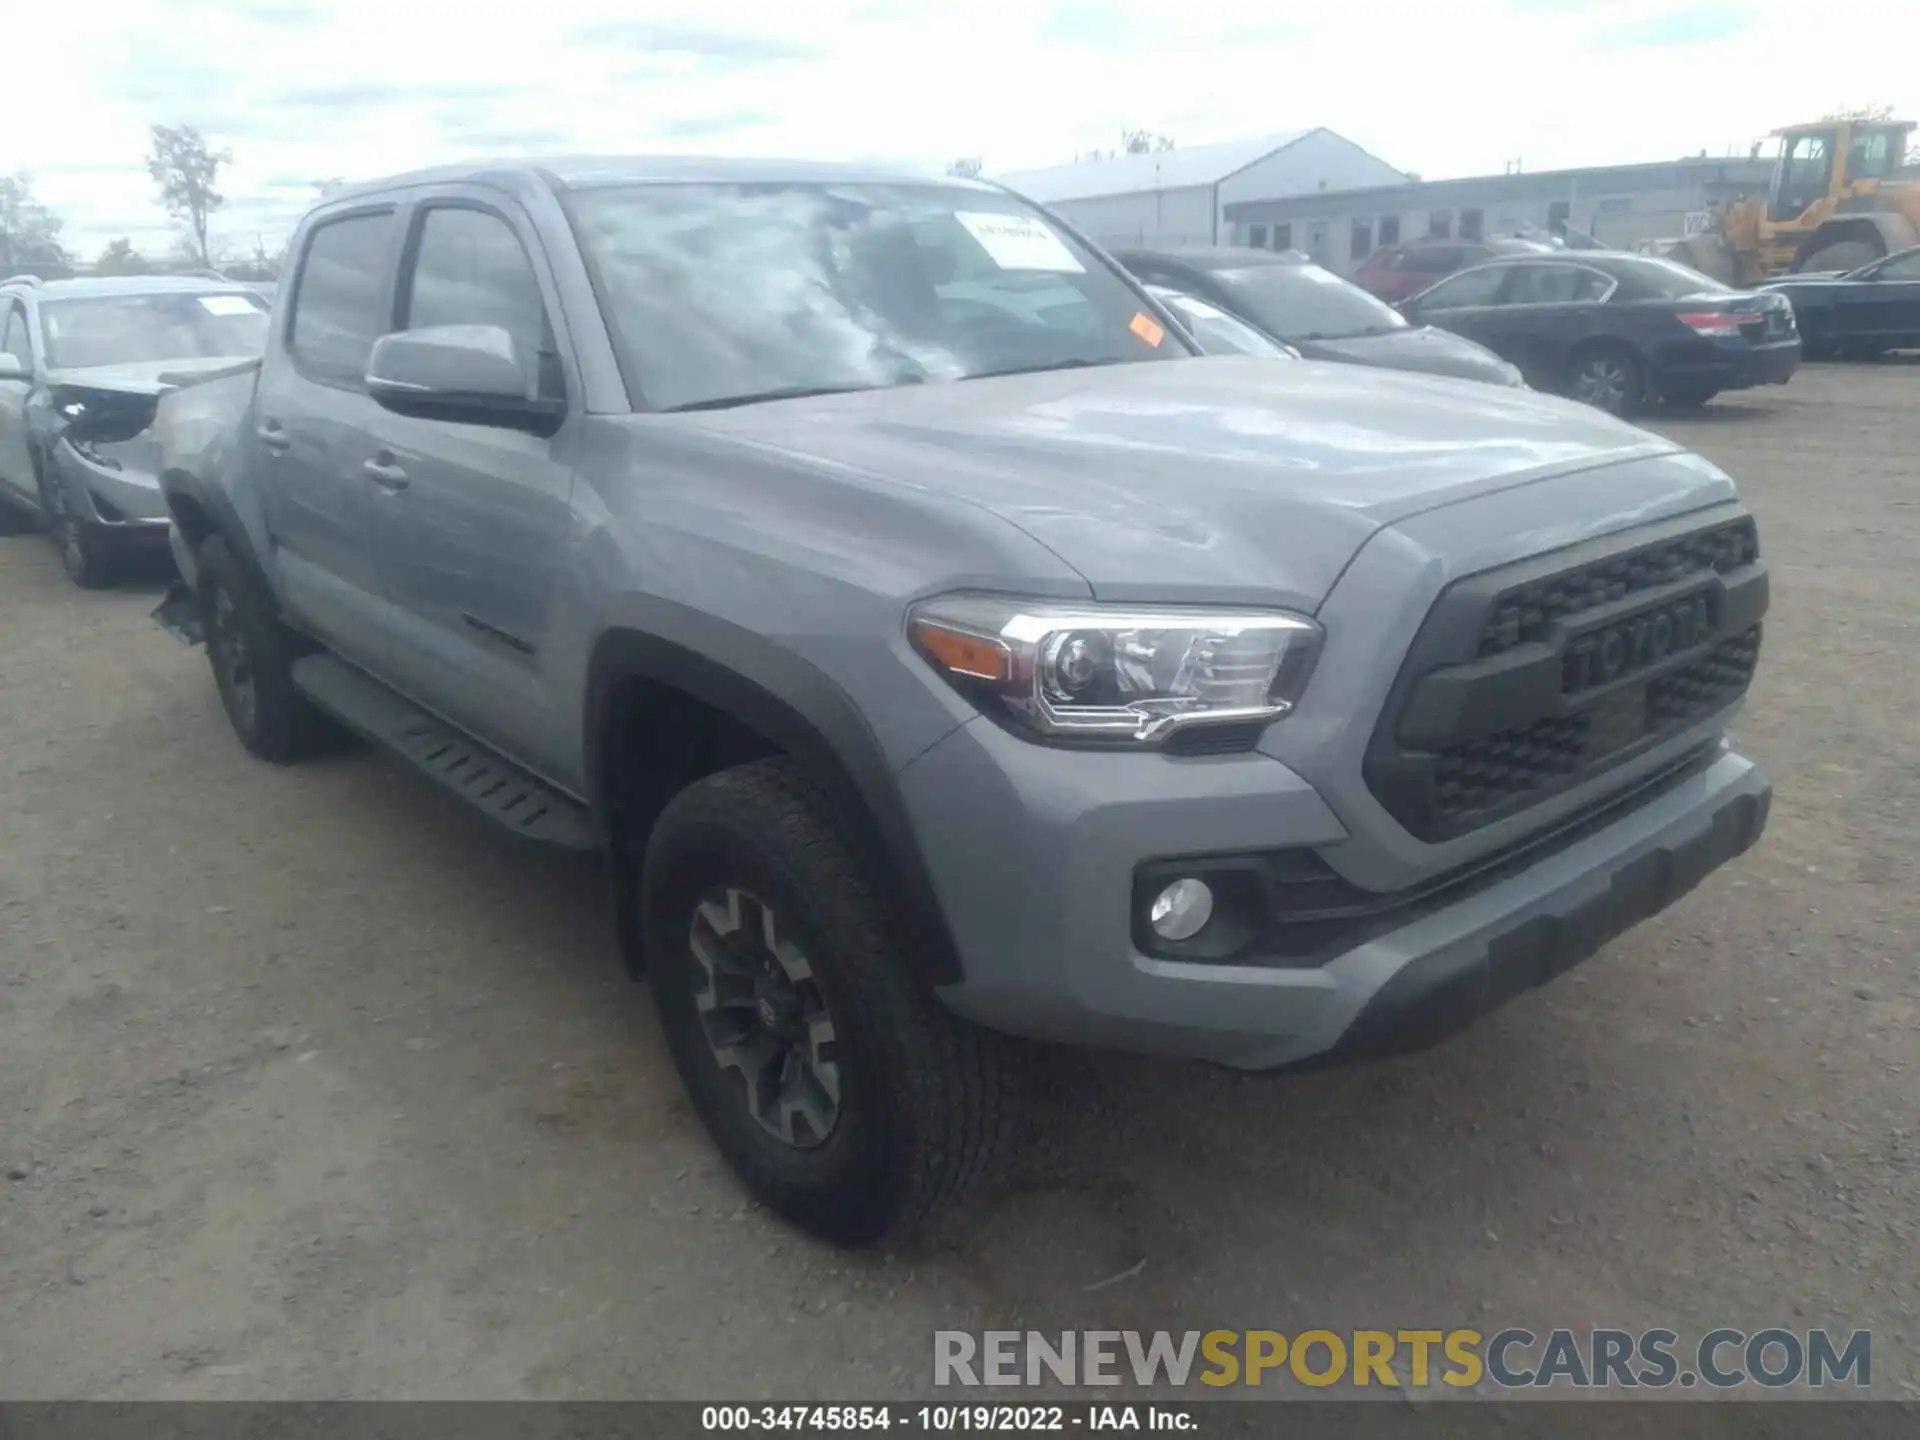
[255,205,403,669]
[1478,262,1618,385]
[360,191,582,783]
[0,298,36,507]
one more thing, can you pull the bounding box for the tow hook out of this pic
[152,580,204,646]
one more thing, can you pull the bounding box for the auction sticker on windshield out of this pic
[956,212,1084,273]
[199,295,263,316]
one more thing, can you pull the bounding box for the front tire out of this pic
[640,758,1018,1245]
[1567,344,1644,416]
[35,465,112,588]
[197,534,339,762]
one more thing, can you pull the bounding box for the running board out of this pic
[290,654,598,852]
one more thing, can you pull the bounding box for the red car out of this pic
[1353,238,1554,303]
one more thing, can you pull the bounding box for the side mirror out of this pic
[365,325,563,436]
[0,353,29,383]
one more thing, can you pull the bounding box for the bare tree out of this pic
[147,125,231,266]
[94,237,153,276]
[946,158,984,179]
[314,177,349,198]
[0,172,69,268]
[1121,129,1176,155]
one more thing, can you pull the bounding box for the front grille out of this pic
[1366,511,1767,842]
[1430,629,1760,825]
[1478,520,1757,657]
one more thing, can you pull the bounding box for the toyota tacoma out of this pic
[145,158,1772,1244]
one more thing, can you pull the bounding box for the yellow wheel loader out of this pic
[1673,117,1919,286]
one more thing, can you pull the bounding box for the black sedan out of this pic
[1114,246,1525,388]
[1398,252,1800,414]
[1759,244,1920,359]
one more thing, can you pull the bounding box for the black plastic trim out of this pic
[1135,741,1723,968]
[1280,778,1772,1071]
[585,612,964,986]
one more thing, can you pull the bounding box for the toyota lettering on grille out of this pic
[1562,592,1712,695]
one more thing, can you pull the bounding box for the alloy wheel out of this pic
[1572,356,1631,412]
[688,886,841,1149]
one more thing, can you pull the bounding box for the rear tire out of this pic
[37,466,113,588]
[1567,344,1644,416]
[1796,240,1879,275]
[640,758,1019,1245]
[197,534,340,763]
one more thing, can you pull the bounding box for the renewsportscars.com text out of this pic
[933,1327,1871,1390]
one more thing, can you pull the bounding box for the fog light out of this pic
[1149,878,1214,941]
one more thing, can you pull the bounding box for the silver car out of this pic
[0,274,270,586]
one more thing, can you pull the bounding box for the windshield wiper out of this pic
[961,357,1121,383]
[664,382,891,413]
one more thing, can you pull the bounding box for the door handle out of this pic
[363,455,410,491]
[256,421,292,453]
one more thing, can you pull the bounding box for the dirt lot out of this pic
[1,363,1915,1401]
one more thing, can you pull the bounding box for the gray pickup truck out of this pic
[146,157,1772,1245]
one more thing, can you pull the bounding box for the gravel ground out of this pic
[1,362,1914,1401]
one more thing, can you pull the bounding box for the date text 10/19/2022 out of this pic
[701,1406,1194,1432]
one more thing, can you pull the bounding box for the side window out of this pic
[1505,265,1590,304]
[1876,250,1920,282]
[289,211,398,386]
[1421,264,1509,309]
[2,303,32,368]
[402,205,560,399]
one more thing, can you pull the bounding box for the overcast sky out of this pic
[10,0,1917,262]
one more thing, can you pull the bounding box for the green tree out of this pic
[147,124,231,266]
[0,171,69,268]
[94,237,153,275]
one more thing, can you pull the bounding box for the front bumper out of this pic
[49,439,170,535]
[906,717,1770,1070]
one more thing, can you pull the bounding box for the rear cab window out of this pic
[288,210,399,387]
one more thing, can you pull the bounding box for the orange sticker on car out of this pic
[1130,312,1165,347]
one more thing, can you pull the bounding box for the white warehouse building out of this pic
[993,130,1409,251]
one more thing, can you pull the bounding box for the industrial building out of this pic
[1222,154,1776,275]
[993,130,1408,250]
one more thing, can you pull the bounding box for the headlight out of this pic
[908,595,1322,745]
[1498,361,1527,388]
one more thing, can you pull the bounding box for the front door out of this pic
[255,205,403,671]
[0,300,37,509]
[361,195,581,786]
[1845,250,1920,346]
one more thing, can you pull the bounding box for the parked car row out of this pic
[0,274,272,584]
[1,158,1777,1247]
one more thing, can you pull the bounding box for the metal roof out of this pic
[327,154,987,203]
[993,132,1315,203]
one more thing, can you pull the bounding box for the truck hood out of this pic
[681,357,1690,610]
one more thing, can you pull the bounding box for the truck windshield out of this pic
[1210,261,1408,342]
[39,292,270,370]
[565,181,1191,411]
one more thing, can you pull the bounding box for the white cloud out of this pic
[7,0,1916,262]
